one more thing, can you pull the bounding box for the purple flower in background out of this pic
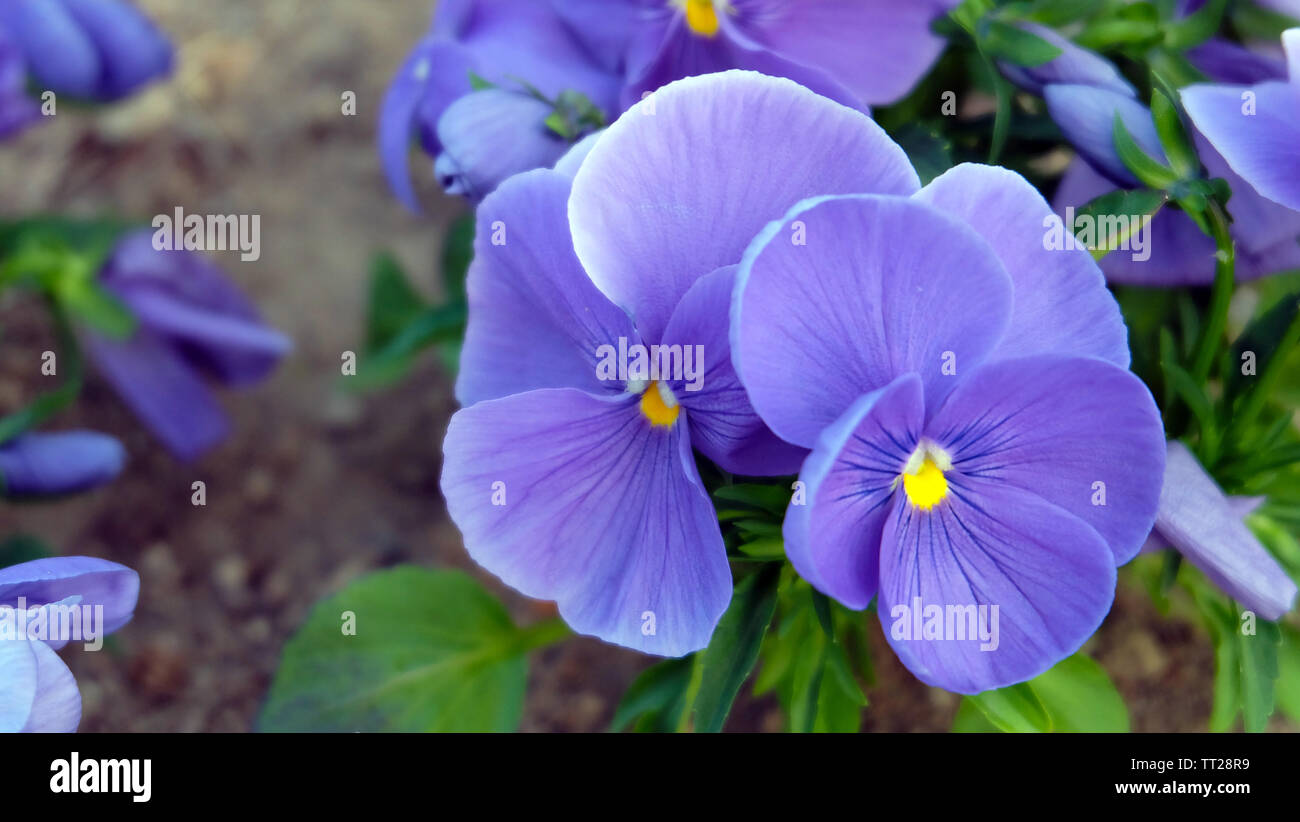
[441,71,920,655]
[0,430,125,497]
[733,164,1164,693]
[379,0,620,209]
[0,22,39,139]
[559,0,961,110]
[999,21,1135,98]
[1047,81,1300,285]
[0,0,172,102]
[84,230,291,461]
[1182,29,1300,213]
[0,556,138,732]
[1141,442,1297,619]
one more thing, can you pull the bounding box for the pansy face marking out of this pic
[677,0,722,38]
[639,381,681,428]
[900,441,953,512]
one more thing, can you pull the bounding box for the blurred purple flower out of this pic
[441,71,920,656]
[0,22,39,139]
[734,163,1163,694]
[0,430,124,497]
[1182,29,1300,213]
[0,0,172,102]
[1142,442,1297,619]
[999,21,1135,98]
[85,230,291,461]
[0,556,138,732]
[379,0,620,209]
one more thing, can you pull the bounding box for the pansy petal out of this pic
[570,70,920,343]
[1157,442,1297,619]
[0,0,101,99]
[785,374,923,608]
[1188,38,1286,84]
[729,0,958,105]
[456,169,637,406]
[58,0,172,100]
[927,355,1165,565]
[1183,81,1300,212]
[1044,84,1166,186]
[0,431,125,497]
[434,89,569,201]
[0,640,38,732]
[551,130,602,179]
[0,556,140,635]
[733,194,1012,448]
[879,477,1116,694]
[998,21,1135,96]
[914,163,1129,367]
[660,265,805,476]
[85,331,230,461]
[441,388,731,656]
[20,639,81,732]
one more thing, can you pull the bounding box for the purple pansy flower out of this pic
[733,164,1165,693]
[999,21,1135,98]
[85,230,291,461]
[441,71,922,655]
[1140,442,1296,619]
[0,22,39,139]
[379,0,621,209]
[1182,29,1300,213]
[0,430,125,497]
[0,556,138,732]
[0,0,172,102]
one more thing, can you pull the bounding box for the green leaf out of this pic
[1240,619,1281,733]
[348,303,467,391]
[259,567,532,732]
[693,565,781,732]
[57,278,136,339]
[1164,0,1226,49]
[1027,654,1130,732]
[611,657,693,732]
[0,534,53,569]
[1113,113,1178,190]
[364,252,426,352]
[1071,188,1167,261]
[890,123,953,185]
[1150,83,1198,179]
[440,214,475,302]
[712,483,791,517]
[979,19,1064,66]
[735,537,785,560]
[1276,626,1300,723]
[966,682,1051,732]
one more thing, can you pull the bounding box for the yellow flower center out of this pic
[640,381,681,428]
[680,0,720,37]
[902,457,949,511]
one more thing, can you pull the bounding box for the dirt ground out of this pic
[0,0,1268,733]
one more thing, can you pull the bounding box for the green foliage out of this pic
[956,654,1130,732]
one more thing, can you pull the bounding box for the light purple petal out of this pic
[1044,83,1167,186]
[1182,80,1300,212]
[732,194,1012,448]
[85,330,230,461]
[1188,38,1286,84]
[1156,442,1297,619]
[729,0,959,105]
[570,70,920,343]
[879,475,1116,694]
[440,387,731,656]
[926,355,1165,565]
[785,374,923,608]
[57,0,173,100]
[434,88,570,201]
[456,169,637,406]
[660,264,805,476]
[0,430,124,497]
[999,21,1135,97]
[0,23,40,139]
[20,639,81,732]
[0,640,38,732]
[0,556,140,636]
[914,163,1129,368]
[0,0,101,99]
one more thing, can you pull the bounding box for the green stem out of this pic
[1190,200,1235,385]
[1232,306,1300,441]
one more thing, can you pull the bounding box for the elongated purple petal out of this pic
[999,21,1135,97]
[441,388,731,656]
[926,355,1165,565]
[0,556,140,636]
[0,431,124,497]
[19,639,81,732]
[732,194,1012,448]
[1156,442,1297,619]
[1044,83,1167,186]
[570,70,920,343]
[85,331,230,461]
[660,264,805,476]
[728,0,958,105]
[0,24,40,139]
[0,0,101,99]
[57,0,172,100]
[785,375,923,608]
[879,476,1116,694]
[914,163,1129,368]
[1188,38,1287,84]
[433,89,569,201]
[1182,80,1300,212]
[456,169,637,406]
[0,640,38,732]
